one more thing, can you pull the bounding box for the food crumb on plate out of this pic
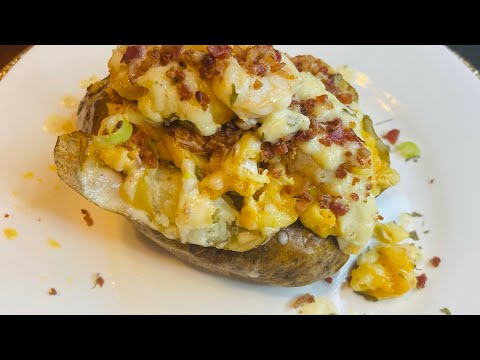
[299,297,337,315]
[292,294,314,309]
[416,273,427,289]
[3,228,18,240]
[440,307,451,315]
[48,288,57,296]
[430,256,441,268]
[81,209,94,226]
[47,238,62,249]
[92,273,104,289]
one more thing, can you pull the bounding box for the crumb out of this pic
[416,273,427,289]
[324,277,333,284]
[291,294,315,309]
[430,256,441,268]
[3,228,18,240]
[81,209,94,226]
[23,171,34,180]
[92,273,104,289]
[48,288,57,296]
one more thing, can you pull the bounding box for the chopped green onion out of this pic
[396,141,421,160]
[94,115,133,148]
[409,230,419,241]
[440,307,452,315]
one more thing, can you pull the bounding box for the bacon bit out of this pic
[272,142,289,156]
[318,194,332,209]
[320,126,344,146]
[195,91,210,111]
[383,129,400,145]
[129,130,159,167]
[92,273,105,289]
[177,82,193,100]
[329,201,349,216]
[48,288,57,296]
[166,66,186,82]
[416,273,427,289]
[295,128,316,142]
[253,79,263,90]
[207,45,232,60]
[337,93,353,105]
[351,193,359,201]
[4,214,9,218]
[300,99,317,117]
[121,45,146,64]
[292,294,315,309]
[430,256,441,268]
[81,209,94,227]
[324,277,333,284]
[335,164,348,179]
[158,45,183,66]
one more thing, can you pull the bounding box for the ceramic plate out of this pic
[1,45,479,314]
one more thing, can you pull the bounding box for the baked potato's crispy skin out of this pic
[54,79,349,287]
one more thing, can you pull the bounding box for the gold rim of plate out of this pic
[1,45,478,82]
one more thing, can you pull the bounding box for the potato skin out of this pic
[55,79,349,287]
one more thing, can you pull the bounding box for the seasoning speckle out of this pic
[3,228,18,240]
[92,273,105,289]
[48,288,57,296]
[47,238,62,249]
[81,209,94,226]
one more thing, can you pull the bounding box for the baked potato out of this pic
[54,45,399,287]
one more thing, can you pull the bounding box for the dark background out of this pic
[1,45,479,72]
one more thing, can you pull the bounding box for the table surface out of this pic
[1,44,479,72]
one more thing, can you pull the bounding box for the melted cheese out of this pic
[258,109,310,143]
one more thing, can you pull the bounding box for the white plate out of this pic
[0,45,478,315]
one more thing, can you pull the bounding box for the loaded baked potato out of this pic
[54,45,399,287]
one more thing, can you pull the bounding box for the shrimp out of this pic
[211,53,300,121]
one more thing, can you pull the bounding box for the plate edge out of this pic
[0,45,34,82]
